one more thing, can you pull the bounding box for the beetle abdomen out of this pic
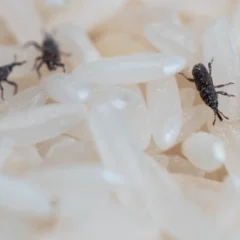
[199,86,218,110]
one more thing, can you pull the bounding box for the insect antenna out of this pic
[216,111,223,122]
[213,111,223,125]
[218,110,229,120]
[213,110,229,125]
[213,113,217,125]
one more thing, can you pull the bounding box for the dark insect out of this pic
[179,59,235,125]
[23,32,70,78]
[0,56,26,100]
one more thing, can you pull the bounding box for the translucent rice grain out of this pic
[144,22,197,60]
[0,0,42,43]
[177,105,208,143]
[206,121,240,177]
[26,165,123,192]
[187,16,213,41]
[24,165,124,221]
[44,73,97,104]
[39,203,160,240]
[44,137,98,164]
[37,136,69,157]
[154,154,205,177]
[215,176,240,229]
[0,138,14,169]
[141,0,231,17]
[175,176,221,218]
[90,86,151,150]
[168,155,205,177]
[44,0,68,8]
[0,174,52,219]
[72,53,186,85]
[0,85,48,116]
[47,0,128,31]
[0,103,86,146]
[88,105,231,240]
[88,103,180,213]
[174,174,221,192]
[147,76,182,150]
[125,85,151,150]
[224,149,240,177]
[232,3,240,51]
[3,146,43,175]
[71,210,159,240]
[0,212,36,240]
[213,122,240,167]
[66,120,93,141]
[89,86,142,109]
[225,123,240,157]
[179,88,196,109]
[207,119,230,143]
[203,18,239,120]
[152,154,169,168]
[55,23,101,64]
[182,132,227,172]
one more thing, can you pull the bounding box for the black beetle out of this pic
[179,59,235,125]
[23,32,70,78]
[0,55,26,100]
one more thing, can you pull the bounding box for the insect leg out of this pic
[215,82,235,88]
[56,63,66,73]
[217,91,235,97]
[4,55,26,73]
[4,79,18,95]
[178,73,194,82]
[12,61,27,67]
[218,110,229,120]
[9,59,27,71]
[36,61,44,78]
[0,83,4,100]
[208,58,214,75]
[33,56,43,70]
[23,41,42,51]
[213,112,217,125]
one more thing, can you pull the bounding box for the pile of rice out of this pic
[1,0,240,239]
